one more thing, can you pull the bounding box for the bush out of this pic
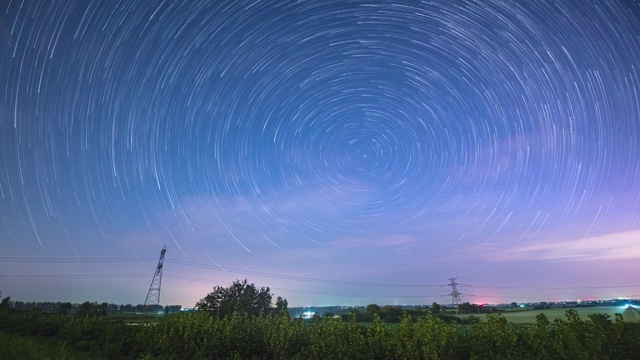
[3,306,640,359]
[0,332,86,360]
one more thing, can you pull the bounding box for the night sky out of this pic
[1,0,640,307]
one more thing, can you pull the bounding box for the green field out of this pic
[106,312,163,324]
[456,306,633,324]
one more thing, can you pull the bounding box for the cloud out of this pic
[475,229,640,262]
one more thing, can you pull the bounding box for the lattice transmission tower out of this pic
[144,246,166,305]
[447,277,463,306]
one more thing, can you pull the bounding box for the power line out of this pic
[0,256,462,288]
[459,294,640,301]
[0,273,148,279]
[3,256,640,290]
[165,259,445,288]
[2,271,639,303]
[169,259,640,290]
[0,257,156,263]
[462,283,640,290]
[164,274,450,299]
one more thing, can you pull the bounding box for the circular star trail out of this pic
[1,0,640,304]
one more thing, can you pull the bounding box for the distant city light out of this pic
[302,311,315,319]
[619,304,639,310]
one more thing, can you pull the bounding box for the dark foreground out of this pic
[2,309,639,359]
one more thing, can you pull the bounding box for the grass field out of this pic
[456,306,634,324]
[106,312,164,324]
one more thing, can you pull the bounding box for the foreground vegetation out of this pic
[0,332,90,360]
[2,308,640,359]
[2,283,640,359]
[455,306,635,324]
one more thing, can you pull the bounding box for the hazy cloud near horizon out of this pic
[472,229,640,263]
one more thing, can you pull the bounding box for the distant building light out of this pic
[302,311,315,319]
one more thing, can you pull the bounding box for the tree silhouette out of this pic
[196,279,282,318]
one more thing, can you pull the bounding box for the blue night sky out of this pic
[1,0,640,307]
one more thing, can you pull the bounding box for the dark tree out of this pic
[274,296,289,315]
[539,301,549,309]
[366,304,381,316]
[536,312,550,326]
[76,301,108,317]
[196,279,278,318]
[381,305,403,323]
[0,295,10,312]
[458,302,479,314]
[58,302,73,315]
[431,302,441,314]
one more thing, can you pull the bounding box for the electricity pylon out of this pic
[144,246,166,305]
[447,277,463,306]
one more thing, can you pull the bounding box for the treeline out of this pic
[325,303,487,324]
[2,307,640,359]
[9,300,169,314]
[3,283,640,359]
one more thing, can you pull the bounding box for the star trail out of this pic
[1,0,640,306]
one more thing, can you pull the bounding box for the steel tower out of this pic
[144,246,166,305]
[447,277,463,306]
